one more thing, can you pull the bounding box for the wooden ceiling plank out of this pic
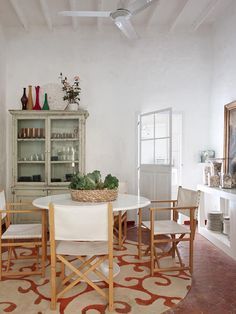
[97,0,104,28]
[192,0,219,31]
[9,0,28,31]
[39,0,53,31]
[69,0,78,31]
[169,0,190,32]
[146,0,160,27]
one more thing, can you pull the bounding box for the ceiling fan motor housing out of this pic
[110,9,131,20]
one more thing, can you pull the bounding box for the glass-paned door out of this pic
[16,118,46,184]
[49,118,80,184]
[140,110,171,165]
[138,108,172,220]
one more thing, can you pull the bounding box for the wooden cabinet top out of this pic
[9,109,89,118]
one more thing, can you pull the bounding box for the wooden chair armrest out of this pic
[6,202,33,207]
[150,206,198,211]
[0,208,46,214]
[151,199,177,204]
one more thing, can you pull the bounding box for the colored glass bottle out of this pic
[42,93,49,110]
[21,87,28,110]
[33,86,41,110]
[27,85,33,110]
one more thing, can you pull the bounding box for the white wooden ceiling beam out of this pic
[145,0,160,27]
[39,0,53,31]
[9,0,28,31]
[97,0,104,28]
[192,0,219,31]
[69,0,78,31]
[169,0,190,32]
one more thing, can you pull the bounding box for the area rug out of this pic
[0,241,191,313]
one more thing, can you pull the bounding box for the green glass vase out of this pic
[42,93,49,110]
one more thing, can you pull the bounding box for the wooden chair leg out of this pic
[108,257,113,312]
[138,208,142,259]
[118,212,122,249]
[6,245,13,272]
[0,242,2,280]
[35,245,39,271]
[41,243,46,278]
[12,248,17,259]
[60,261,65,281]
[124,213,127,241]
[171,235,175,258]
[189,237,194,274]
[50,255,57,310]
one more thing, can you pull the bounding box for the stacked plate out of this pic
[207,211,223,232]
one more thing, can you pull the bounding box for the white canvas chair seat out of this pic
[49,202,114,312]
[2,224,42,239]
[0,190,46,279]
[142,220,191,235]
[56,241,108,256]
[138,186,201,275]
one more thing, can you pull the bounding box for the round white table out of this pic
[33,193,150,281]
[33,193,150,212]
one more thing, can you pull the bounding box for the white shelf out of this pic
[18,161,45,164]
[197,184,236,201]
[198,184,236,260]
[51,161,79,164]
[17,138,45,141]
[50,138,79,141]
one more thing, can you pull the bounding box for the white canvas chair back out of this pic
[118,181,128,194]
[177,187,200,218]
[0,190,6,220]
[52,203,109,241]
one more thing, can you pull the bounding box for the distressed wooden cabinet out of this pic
[9,110,89,222]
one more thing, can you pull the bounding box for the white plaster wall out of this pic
[0,26,6,189]
[5,26,212,192]
[210,2,236,156]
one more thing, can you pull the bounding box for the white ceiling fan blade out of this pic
[59,11,111,18]
[127,0,158,15]
[114,16,138,39]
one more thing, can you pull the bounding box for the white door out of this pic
[138,108,172,220]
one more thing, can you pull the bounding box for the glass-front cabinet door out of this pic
[16,118,46,185]
[11,110,88,189]
[49,117,81,185]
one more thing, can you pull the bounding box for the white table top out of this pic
[33,193,150,211]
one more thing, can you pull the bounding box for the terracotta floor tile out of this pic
[127,227,236,313]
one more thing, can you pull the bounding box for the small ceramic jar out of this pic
[203,164,211,185]
[210,161,222,176]
[208,174,220,187]
[220,173,232,189]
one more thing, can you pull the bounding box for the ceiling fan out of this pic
[59,0,158,39]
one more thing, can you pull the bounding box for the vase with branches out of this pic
[59,73,81,110]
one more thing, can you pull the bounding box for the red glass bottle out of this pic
[33,86,41,110]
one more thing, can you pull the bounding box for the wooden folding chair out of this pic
[113,182,128,249]
[138,186,201,275]
[0,190,47,279]
[49,202,114,311]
